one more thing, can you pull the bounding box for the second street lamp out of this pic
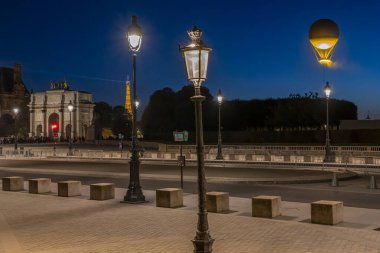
[67,101,74,156]
[180,25,214,253]
[216,89,223,160]
[324,82,334,163]
[13,108,19,152]
[123,15,145,203]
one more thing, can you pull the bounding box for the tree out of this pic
[111,106,131,139]
[93,102,112,139]
[141,87,358,136]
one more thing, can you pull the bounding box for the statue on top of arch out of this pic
[50,80,70,90]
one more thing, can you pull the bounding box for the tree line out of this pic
[93,102,132,139]
[140,85,357,136]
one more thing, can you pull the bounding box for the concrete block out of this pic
[206,192,229,213]
[311,200,343,225]
[156,188,183,208]
[29,178,51,194]
[58,181,81,197]
[2,176,24,191]
[252,195,281,218]
[90,183,115,200]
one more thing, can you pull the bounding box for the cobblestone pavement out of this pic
[1,183,380,253]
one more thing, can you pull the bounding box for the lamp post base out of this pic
[192,236,215,253]
[123,188,145,203]
[124,147,145,203]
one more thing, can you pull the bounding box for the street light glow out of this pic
[324,82,332,98]
[13,108,19,114]
[127,16,142,53]
[68,101,74,112]
[217,89,223,104]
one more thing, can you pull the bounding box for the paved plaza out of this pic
[1,181,380,253]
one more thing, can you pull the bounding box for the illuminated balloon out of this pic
[309,19,339,66]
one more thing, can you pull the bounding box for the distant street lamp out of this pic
[13,108,19,152]
[324,82,334,162]
[216,89,224,160]
[135,99,140,110]
[67,101,74,156]
[123,15,145,203]
[180,25,214,253]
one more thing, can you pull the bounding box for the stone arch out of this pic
[36,125,43,137]
[48,113,59,138]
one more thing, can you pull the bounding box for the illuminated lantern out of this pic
[309,19,339,66]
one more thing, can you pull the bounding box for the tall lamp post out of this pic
[324,82,333,162]
[67,101,74,156]
[180,26,214,253]
[123,15,145,203]
[13,108,19,152]
[216,89,223,160]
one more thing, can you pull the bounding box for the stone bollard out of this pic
[29,178,51,194]
[252,195,281,218]
[2,176,24,191]
[90,183,115,200]
[58,181,82,197]
[206,192,229,213]
[156,188,183,208]
[311,200,343,225]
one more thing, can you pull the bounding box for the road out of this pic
[0,159,379,209]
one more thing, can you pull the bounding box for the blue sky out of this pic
[1,0,380,118]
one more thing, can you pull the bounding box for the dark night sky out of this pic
[1,0,380,118]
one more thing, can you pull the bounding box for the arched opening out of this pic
[48,113,59,138]
[36,125,42,137]
[83,124,88,140]
[65,124,72,140]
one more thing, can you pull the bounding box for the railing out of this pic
[160,144,380,154]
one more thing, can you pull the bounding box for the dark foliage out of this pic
[141,86,357,136]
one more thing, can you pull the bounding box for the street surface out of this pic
[0,159,379,209]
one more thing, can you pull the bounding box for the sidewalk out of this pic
[1,182,380,253]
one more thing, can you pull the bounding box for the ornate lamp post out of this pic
[67,101,74,156]
[123,16,145,203]
[13,108,19,152]
[324,82,334,162]
[180,26,214,253]
[216,89,224,160]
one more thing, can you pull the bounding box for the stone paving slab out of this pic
[0,183,380,252]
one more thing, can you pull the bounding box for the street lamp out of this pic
[13,108,19,152]
[135,99,140,110]
[180,25,214,253]
[216,89,223,160]
[67,101,74,156]
[123,15,145,203]
[324,82,334,162]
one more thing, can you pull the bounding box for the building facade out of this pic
[0,64,29,118]
[28,81,95,140]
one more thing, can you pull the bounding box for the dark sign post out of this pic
[173,131,188,189]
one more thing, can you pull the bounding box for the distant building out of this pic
[340,120,380,130]
[0,64,30,118]
[28,81,95,140]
